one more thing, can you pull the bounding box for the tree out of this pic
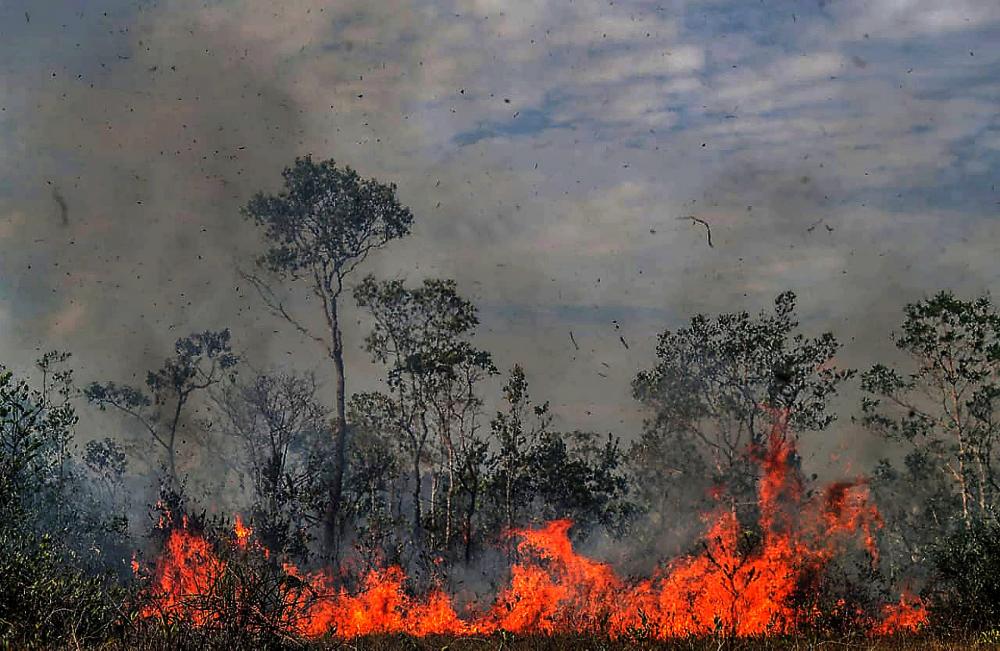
[241,156,414,551]
[631,291,852,525]
[353,275,495,559]
[215,371,330,558]
[85,329,238,487]
[524,430,635,534]
[487,365,552,535]
[1,357,77,522]
[345,393,407,569]
[484,367,633,547]
[927,518,1000,632]
[861,291,1000,532]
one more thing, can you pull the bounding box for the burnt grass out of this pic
[99,632,994,651]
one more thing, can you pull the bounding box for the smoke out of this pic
[0,0,997,510]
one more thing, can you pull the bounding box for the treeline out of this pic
[2,157,1000,646]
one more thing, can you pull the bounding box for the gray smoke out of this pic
[0,0,997,498]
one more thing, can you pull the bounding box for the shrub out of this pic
[0,515,126,647]
[927,520,1000,632]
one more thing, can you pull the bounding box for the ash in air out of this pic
[0,0,998,647]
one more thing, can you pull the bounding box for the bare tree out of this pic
[241,156,413,552]
[215,370,330,557]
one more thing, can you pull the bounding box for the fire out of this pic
[232,515,252,549]
[136,416,927,638]
[140,515,225,626]
[874,591,929,636]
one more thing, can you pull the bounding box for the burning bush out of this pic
[134,507,323,647]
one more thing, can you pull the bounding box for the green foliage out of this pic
[927,520,1000,632]
[485,366,634,538]
[354,275,494,384]
[634,291,851,438]
[241,155,416,554]
[523,430,635,533]
[0,520,125,648]
[861,292,1000,543]
[242,156,413,281]
[0,357,129,647]
[486,365,552,533]
[352,275,497,558]
[343,414,407,569]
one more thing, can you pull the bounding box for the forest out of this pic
[2,156,999,649]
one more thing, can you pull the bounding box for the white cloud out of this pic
[827,0,1000,40]
[577,45,705,84]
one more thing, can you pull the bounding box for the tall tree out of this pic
[85,330,238,488]
[861,291,1000,531]
[241,156,414,551]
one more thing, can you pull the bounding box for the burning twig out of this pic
[678,215,713,247]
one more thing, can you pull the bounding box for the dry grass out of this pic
[96,632,997,651]
[318,634,991,651]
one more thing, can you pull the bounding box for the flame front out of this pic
[137,418,927,638]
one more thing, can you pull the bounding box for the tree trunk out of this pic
[166,396,185,490]
[464,483,477,564]
[324,305,348,556]
[445,442,455,548]
[430,473,439,547]
[413,456,423,541]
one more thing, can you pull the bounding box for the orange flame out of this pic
[137,417,927,638]
[233,515,252,549]
[874,591,929,636]
[141,521,226,626]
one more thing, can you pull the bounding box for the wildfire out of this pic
[141,515,225,626]
[875,592,929,636]
[233,515,252,549]
[136,417,927,639]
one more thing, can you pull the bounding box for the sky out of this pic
[0,0,998,468]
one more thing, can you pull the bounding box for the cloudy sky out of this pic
[0,0,998,465]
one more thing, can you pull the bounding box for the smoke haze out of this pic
[1,0,998,475]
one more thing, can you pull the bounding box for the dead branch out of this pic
[679,215,713,247]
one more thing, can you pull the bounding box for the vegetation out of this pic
[2,157,999,647]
